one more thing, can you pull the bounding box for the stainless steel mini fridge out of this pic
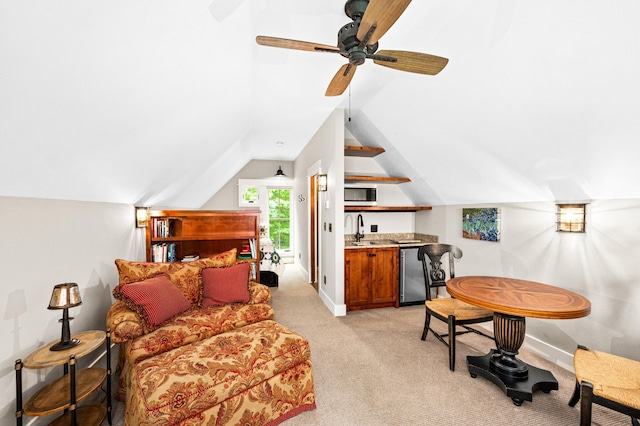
[399,246,426,306]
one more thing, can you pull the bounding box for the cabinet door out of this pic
[370,247,399,305]
[345,249,371,309]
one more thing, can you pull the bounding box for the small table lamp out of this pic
[48,283,82,351]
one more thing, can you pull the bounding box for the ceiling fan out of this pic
[256,0,448,96]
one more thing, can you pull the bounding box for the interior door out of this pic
[309,175,318,287]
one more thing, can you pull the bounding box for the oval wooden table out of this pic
[16,330,111,426]
[446,276,591,406]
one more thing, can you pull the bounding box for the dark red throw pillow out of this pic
[201,263,251,307]
[116,274,191,330]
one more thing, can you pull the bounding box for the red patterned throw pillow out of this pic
[115,274,191,331]
[201,263,251,307]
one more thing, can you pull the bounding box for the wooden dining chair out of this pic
[418,244,494,371]
[568,345,640,426]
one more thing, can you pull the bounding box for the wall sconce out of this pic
[556,204,586,233]
[136,206,150,228]
[274,166,286,177]
[48,283,83,351]
[317,174,328,192]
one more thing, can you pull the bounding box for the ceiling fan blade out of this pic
[373,50,449,75]
[325,64,356,96]
[256,35,340,53]
[357,0,411,45]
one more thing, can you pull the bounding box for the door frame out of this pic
[307,161,323,288]
[309,175,318,287]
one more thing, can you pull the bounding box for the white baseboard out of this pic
[522,334,575,373]
[476,322,574,372]
[318,286,346,316]
[293,263,310,282]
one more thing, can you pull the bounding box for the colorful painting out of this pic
[462,208,501,242]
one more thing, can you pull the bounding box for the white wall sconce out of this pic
[135,206,150,228]
[556,204,586,233]
[317,174,328,192]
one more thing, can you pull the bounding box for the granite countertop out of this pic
[344,233,438,249]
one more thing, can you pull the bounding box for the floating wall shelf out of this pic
[344,206,432,212]
[344,146,385,157]
[344,175,411,184]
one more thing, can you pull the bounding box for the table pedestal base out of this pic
[467,350,558,406]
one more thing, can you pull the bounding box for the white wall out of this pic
[0,196,144,425]
[344,212,415,236]
[416,199,640,366]
[201,160,294,210]
[293,109,346,316]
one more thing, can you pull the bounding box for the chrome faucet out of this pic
[355,214,365,242]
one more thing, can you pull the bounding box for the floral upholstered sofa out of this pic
[106,249,316,425]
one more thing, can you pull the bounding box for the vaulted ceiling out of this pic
[2,1,639,208]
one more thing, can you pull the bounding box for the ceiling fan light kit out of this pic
[256,0,448,96]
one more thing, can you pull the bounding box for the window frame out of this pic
[238,178,294,258]
[268,187,292,253]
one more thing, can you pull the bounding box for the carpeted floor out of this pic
[102,264,630,425]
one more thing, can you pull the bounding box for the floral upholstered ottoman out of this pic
[125,320,316,425]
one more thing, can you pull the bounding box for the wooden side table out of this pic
[15,330,112,426]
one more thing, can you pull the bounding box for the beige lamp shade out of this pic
[48,283,82,310]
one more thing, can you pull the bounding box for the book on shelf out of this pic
[249,238,257,258]
[239,239,256,260]
[152,218,175,238]
[151,243,177,262]
[168,243,177,262]
[181,254,200,262]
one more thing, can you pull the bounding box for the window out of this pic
[238,178,293,257]
[239,184,259,206]
[269,188,291,252]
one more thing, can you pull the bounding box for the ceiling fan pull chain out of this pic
[348,85,352,122]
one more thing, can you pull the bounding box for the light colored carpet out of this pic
[102,264,629,425]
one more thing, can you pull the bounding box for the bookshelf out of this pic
[146,210,261,280]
